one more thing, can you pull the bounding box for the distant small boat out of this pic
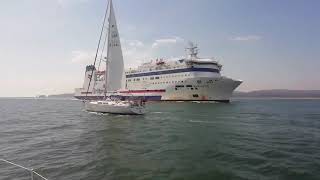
[83,0,146,115]
[35,95,47,98]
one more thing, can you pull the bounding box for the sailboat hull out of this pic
[85,101,146,115]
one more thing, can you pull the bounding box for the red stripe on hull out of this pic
[119,89,165,93]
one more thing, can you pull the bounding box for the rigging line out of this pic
[97,29,108,71]
[0,159,48,180]
[85,0,110,98]
[94,32,107,91]
[0,159,30,171]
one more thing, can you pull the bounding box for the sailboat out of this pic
[84,0,146,115]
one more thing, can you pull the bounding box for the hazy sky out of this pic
[0,0,319,97]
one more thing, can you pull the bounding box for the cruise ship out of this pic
[75,43,242,102]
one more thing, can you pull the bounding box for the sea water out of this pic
[0,98,319,180]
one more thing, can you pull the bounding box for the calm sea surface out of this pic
[0,98,320,180]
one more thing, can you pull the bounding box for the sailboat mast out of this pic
[85,0,110,99]
[104,0,112,97]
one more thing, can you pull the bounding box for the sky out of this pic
[0,0,319,97]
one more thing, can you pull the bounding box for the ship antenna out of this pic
[185,41,198,59]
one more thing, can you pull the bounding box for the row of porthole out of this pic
[126,77,218,85]
[126,73,192,82]
[126,79,217,86]
[125,66,188,74]
[175,87,199,91]
[151,81,185,84]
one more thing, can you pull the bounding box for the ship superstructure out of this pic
[75,42,242,102]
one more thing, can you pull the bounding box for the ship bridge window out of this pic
[150,77,154,80]
[136,78,140,81]
[186,85,192,87]
[193,94,199,97]
[155,77,159,79]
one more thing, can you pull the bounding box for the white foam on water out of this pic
[189,120,217,124]
[151,112,166,114]
[87,111,109,116]
[191,101,201,103]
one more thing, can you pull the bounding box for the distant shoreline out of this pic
[0,97,79,100]
[1,89,320,99]
[232,97,320,100]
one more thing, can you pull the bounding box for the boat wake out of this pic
[87,111,109,116]
[189,120,218,124]
[151,111,167,114]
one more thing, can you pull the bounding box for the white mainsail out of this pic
[106,0,125,92]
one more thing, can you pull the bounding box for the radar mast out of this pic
[186,42,199,59]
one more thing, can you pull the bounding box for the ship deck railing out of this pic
[0,159,48,180]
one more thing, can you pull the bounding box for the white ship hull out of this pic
[161,77,242,102]
[76,77,242,102]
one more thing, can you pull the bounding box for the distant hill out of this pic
[233,90,320,98]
